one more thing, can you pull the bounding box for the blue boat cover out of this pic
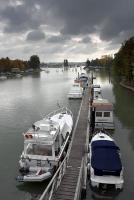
[91,140,122,176]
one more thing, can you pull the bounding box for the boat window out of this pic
[26,144,52,156]
[96,112,102,117]
[104,112,110,117]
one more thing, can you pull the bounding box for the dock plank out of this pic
[54,88,90,200]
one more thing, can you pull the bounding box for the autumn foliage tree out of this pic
[114,37,134,84]
[0,55,41,73]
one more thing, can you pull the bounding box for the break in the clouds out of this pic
[0,0,134,61]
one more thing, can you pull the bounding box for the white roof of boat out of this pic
[24,111,72,142]
[92,99,113,110]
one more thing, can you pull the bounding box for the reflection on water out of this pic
[113,81,134,150]
[16,182,49,200]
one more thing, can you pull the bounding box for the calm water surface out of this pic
[1,69,134,200]
[0,68,81,200]
[85,70,134,200]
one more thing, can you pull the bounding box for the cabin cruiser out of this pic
[91,98,114,130]
[88,131,124,189]
[16,107,73,182]
[74,73,88,88]
[68,83,83,99]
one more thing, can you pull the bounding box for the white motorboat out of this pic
[88,131,124,189]
[16,107,73,182]
[93,85,102,99]
[91,98,114,130]
[74,73,89,88]
[68,83,83,99]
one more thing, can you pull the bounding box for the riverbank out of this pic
[120,81,134,92]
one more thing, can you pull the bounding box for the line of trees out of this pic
[114,37,134,84]
[0,55,40,73]
[85,55,113,69]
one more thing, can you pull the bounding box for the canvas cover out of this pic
[91,140,122,176]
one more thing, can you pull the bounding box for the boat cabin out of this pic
[93,85,102,99]
[23,119,69,162]
[68,83,83,99]
[91,98,114,130]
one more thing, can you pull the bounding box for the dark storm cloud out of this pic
[0,2,43,33]
[26,30,45,41]
[0,0,134,57]
[1,0,134,41]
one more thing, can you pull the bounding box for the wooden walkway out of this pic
[54,88,90,200]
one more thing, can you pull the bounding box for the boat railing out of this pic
[38,115,74,200]
[43,107,73,120]
[38,149,69,200]
[74,157,84,200]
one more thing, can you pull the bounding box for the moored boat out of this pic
[93,84,102,99]
[68,83,83,99]
[16,107,73,182]
[91,98,114,130]
[88,131,124,190]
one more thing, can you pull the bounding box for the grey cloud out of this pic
[46,35,70,43]
[81,36,92,44]
[1,0,134,43]
[26,30,45,41]
[0,2,43,33]
[0,0,134,61]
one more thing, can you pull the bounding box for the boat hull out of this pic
[89,132,124,190]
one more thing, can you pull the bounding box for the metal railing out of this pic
[39,151,68,200]
[74,158,84,200]
[38,96,86,200]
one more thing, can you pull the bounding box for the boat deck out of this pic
[54,87,90,200]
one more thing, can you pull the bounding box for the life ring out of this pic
[25,133,33,139]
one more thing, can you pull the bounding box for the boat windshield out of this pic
[26,143,52,156]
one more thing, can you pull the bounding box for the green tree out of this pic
[29,55,40,69]
[114,37,134,84]
[85,59,90,68]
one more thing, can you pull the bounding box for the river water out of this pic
[0,68,81,200]
[0,68,134,200]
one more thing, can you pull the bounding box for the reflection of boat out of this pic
[15,74,23,78]
[16,107,73,182]
[68,83,83,99]
[88,131,124,189]
[92,98,114,130]
[44,67,50,73]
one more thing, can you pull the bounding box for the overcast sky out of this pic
[0,0,134,62]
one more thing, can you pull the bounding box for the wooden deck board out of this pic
[54,88,90,200]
